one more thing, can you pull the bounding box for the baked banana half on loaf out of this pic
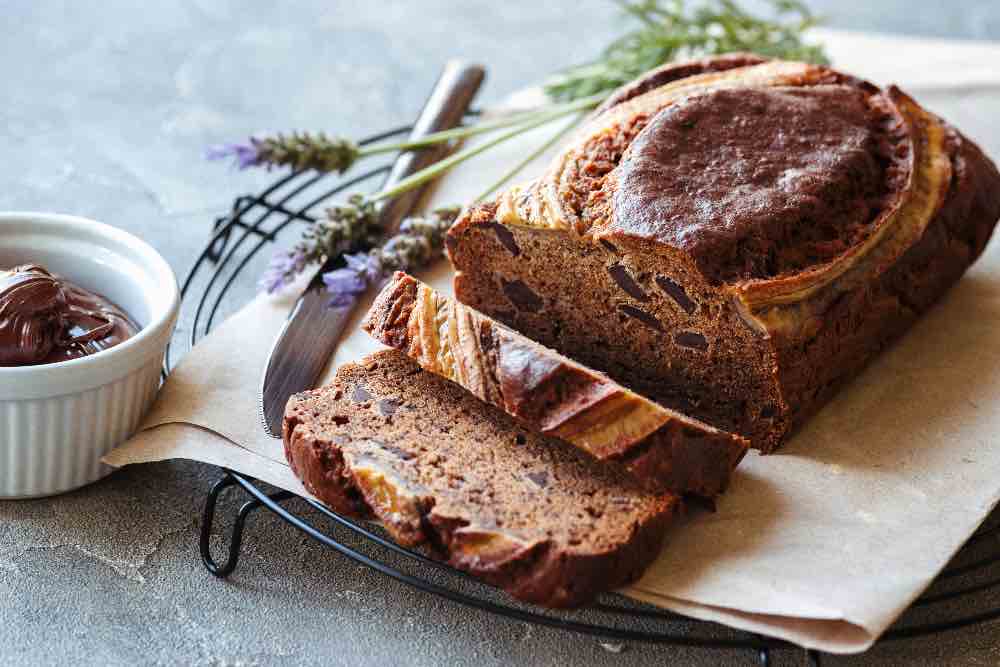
[447,55,1000,451]
[283,350,676,608]
[364,272,747,498]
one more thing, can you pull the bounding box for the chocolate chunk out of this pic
[608,264,650,301]
[501,278,544,313]
[618,304,663,332]
[675,331,708,351]
[375,441,415,461]
[525,470,549,487]
[377,398,401,417]
[655,276,697,314]
[489,222,520,256]
[351,384,373,403]
[599,239,618,253]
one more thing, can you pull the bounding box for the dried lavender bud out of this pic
[259,248,309,294]
[307,194,381,258]
[320,206,461,306]
[258,194,380,294]
[205,140,261,169]
[322,252,381,307]
[207,132,360,173]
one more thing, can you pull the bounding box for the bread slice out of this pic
[283,350,677,608]
[363,272,747,498]
[447,56,1000,451]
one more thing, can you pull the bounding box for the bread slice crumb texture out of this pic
[284,349,677,607]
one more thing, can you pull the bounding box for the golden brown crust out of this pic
[364,272,747,497]
[595,52,771,114]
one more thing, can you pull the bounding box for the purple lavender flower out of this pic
[259,248,307,294]
[205,138,261,170]
[345,252,382,283]
[322,252,382,307]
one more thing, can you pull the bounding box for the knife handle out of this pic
[376,60,486,235]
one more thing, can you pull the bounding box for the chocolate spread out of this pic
[610,85,905,283]
[0,264,139,366]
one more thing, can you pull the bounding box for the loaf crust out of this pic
[283,350,677,608]
[448,56,1000,451]
[363,272,747,497]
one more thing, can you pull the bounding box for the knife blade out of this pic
[260,60,485,437]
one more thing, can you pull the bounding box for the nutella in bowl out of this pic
[0,212,180,499]
[0,264,139,367]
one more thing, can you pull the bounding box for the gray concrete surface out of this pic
[4,1,1000,665]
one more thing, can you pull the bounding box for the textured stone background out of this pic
[4,1,1000,665]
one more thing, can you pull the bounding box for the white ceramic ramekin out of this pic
[0,212,179,498]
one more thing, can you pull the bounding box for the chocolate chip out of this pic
[655,276,696,314]
[333,415,350,426]
[618,304,663,332]
[380,443,415,461]
[515,434,527,445]
[351,384,373,403]
[489,222,520,256]
[377,398,400,417]
[600,239,618,253]
[501,278,543,312]
[608,264,649,301]
[675,331,708,351]
[525,470,548,487]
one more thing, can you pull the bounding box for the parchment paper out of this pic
[105,29,1000,653]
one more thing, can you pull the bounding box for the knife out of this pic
[260,61,486,437]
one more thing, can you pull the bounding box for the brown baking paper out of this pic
[105,30,1000,653]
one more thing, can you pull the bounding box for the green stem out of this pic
[472,112,583,203]
[358,91,604,157]
[372,107,583,204]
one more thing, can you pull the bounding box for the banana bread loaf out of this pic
[363,272,747,497]
[447,56,1000,451]
[283,350,677,607]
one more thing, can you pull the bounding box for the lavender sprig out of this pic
[207,132,360,172]
[259,248,309,294]
[321,206,461,306]
[258,193,380,293]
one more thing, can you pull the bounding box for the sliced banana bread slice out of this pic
[283,350,676,608]
[363,272,747,498]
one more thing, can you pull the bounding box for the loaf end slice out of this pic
[283,349,677,608]
[363,272,747,499]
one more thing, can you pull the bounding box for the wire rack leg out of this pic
[200,472,297,577]
[757,647,770,666]
[200,473,244,577]
[806,649,822,666]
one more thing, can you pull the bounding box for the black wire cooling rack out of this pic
[177,122,1000,666]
